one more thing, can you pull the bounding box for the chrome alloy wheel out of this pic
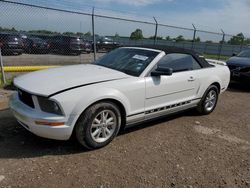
[205,90,217,112]
[90,110,117,143]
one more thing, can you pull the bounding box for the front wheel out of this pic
[197,85,219,115]
[75,102,121,149]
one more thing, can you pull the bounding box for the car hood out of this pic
[226,56,250,67]
[14,64,130,97]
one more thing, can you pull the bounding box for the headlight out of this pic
[37,96,63,115]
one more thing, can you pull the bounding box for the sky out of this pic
[1,0,250,40]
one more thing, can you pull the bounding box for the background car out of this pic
[23,37,50,54]
[80,38,91,53]
[226,49,250,83]
[49,35,88,55]
[94,36,120,52]
[0,33,23,55]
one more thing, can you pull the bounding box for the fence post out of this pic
[218,29,225,60]
[240,35,244,51]
[92,7,96,61]
[191,24,196,50]
[153,17,158,45]
[204,43,207,54]
[0,46,6,85]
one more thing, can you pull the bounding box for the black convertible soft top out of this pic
[125,45,213,68]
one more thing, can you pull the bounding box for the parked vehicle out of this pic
[0,33,23,55]
[226,49,250,83]
[81,38,91,53]
[49,35,88,55]
[23,37,50,54]
[10,46,230,149]
[94,36,120,52]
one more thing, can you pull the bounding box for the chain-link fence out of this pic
[0,0,248,84]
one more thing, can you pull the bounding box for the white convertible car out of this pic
[10,46,230,149]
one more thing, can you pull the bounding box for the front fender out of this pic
[72,87,131,117]
[51,85,131,127]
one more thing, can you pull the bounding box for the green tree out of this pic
[63,32,75,36]
[175,35,185,42]
[0,26,17,32]
[84,31,91,37]
[244,38,250,45]
[28,30,59,34]
[130,29,143,40]
[194,37,200,42]
[166,36,172,41]
[76,32,84,36]
[228,33,244,45]
[10,27,16,32]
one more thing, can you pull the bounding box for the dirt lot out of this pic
[0,83,249,188]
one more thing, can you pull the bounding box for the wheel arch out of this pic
[210,82,221,93]
[90,98,127,129]
[73,98,127,132]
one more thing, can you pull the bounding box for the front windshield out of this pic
[237,50,250,58]
[94,48,159,76]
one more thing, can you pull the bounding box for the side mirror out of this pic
[151,66,173,77]
[232,53,237,57]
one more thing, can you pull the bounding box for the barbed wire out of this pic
[0,0,243,38]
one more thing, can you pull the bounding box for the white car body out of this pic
[10,47,230,141]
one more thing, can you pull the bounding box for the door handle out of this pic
[188,76,195,82]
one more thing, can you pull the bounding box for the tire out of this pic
[75,102,121,149]
[197,85,219,115]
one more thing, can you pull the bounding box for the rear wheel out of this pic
[197,85,219,115]
[75,102,121,149]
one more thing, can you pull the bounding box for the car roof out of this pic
[125,45,212,68]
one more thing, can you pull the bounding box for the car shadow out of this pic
[227,82,250,93]
[0,108,198,159]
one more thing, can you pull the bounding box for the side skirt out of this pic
[126,99,200,127]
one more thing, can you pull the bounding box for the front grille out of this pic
[17,89,34,108]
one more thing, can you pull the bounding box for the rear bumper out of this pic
[9,93,74,140]
[231,71,250,83]
[2,48,23,54]
[69,49,84,54]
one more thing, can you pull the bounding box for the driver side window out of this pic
[156,53,202,73]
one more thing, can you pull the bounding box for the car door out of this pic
[145,53,202,118]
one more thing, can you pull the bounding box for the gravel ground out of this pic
[0,83,249,188]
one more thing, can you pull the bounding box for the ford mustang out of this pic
[10,46,230,149]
